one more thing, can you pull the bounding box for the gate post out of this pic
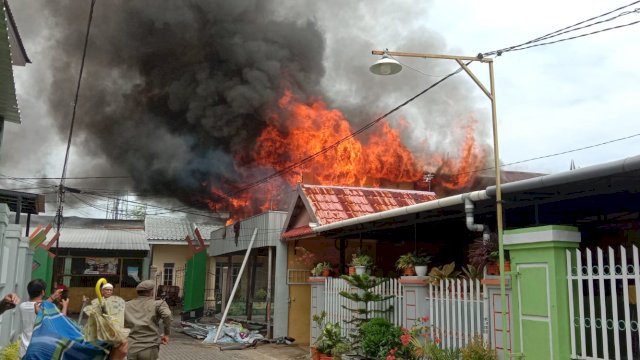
[505,225,580,360]
[400,277,429,329]
[309,277,326,344]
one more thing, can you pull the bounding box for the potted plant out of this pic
[312,262,332,277]
[468,233,510,276]
[428,262,461,285]
[313,311,351,360]
[414,253,432,276]
[351,252,373,275]
[395,253,417,276]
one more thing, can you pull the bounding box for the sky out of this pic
[1,0,639,219]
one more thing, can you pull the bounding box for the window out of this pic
[163,263,174,286]
[214,263,240,290]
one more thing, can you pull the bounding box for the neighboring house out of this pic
[0,0,32,348]
[281,184,438,344]
[0,0,29,147]
[43,226,149,314]
[285,155,640,358]
[208,211,287,334]
[144,215,222,297]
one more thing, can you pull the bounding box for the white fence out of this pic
[567,246,640,360]
[0,204,33,348]
[324,277,403,337]
[427,278,487,350]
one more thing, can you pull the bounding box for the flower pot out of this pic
[402,267,416,276]
[310,346,320,360]
[355,266,366,275]
[321,268,331,277]
[487,261,511,275]
[319,354,335,360]
[415,265,428,276]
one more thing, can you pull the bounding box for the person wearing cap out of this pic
[124,280,172,360]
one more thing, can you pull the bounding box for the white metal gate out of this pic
[324,277,403,337]
[567,245,640,359]
[427,278,487,350]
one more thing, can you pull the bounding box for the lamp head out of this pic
[369,54,402,76]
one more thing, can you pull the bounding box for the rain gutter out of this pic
[312,190,490,233]
[486,154,640,196]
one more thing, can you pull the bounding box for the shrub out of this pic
[459,336,497,360]
[0,341,20,360]
[427,343,461,360]
[359,317,402,359]
[254,288,267,301]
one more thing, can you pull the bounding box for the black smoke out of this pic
[40,0,325,206]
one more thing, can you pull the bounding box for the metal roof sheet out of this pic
[0,1,21,124]
[300,184,437,226]
[45,227,149,251]
[145,215,221,243]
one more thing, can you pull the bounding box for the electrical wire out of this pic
[483,1,640,56]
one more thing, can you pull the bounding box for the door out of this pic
[516,263,553,359]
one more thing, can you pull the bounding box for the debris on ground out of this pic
[202,322,264,344]
[178,321,213,339]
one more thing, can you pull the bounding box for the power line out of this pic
[483,1,640,56]
[54,0,97,257]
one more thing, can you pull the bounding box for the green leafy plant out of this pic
[339,274,394,352]
[459,336,498,360]
[254,288,267,301]
[462,264,483,281]
[395,253,416,270]
[414,252,432,266]
[0,341,20,360]
[311,261,332,276]
[351,251,373,267]
[360,317,402,359]
[427,342,461,360]
[312,311,351,359]
[428,262,461,284]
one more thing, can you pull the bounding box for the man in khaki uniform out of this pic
[125,280,172,360]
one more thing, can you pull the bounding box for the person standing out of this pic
[17,279,63,358]
[124,280,172,360]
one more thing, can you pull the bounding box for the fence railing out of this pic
[427,278,486,350]
[324,277,403,338]
[567,245,640,360]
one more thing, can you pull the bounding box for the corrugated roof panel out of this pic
[46,228,149,251]
[300,184,437,226]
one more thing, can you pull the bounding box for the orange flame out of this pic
[211,89,487,221]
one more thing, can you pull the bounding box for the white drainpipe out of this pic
[464,195,490,343]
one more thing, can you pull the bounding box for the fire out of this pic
[211,89,487,221]
[254,89,424,187]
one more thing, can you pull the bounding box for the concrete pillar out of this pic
[400,276,429,329]
[309,277,326,344]
[505,225,580,360]
[273,240,289,338]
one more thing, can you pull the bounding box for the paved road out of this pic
[158,331,309,360]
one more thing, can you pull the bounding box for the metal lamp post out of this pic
[371,49,508,354]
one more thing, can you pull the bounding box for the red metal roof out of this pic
[282,225,313,239]
[300,184,437,226]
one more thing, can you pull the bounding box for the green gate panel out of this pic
[182,250,206,312]
[519,266,548,318]
[521,320,551,359]
[31,247,54,295]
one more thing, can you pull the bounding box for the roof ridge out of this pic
[301,183,434,194]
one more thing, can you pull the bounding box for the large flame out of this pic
[254,89,423,187]
[211,89,487,221]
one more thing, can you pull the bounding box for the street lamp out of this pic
[371,49,508,354]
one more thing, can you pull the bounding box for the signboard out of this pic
[83,257,119,275]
